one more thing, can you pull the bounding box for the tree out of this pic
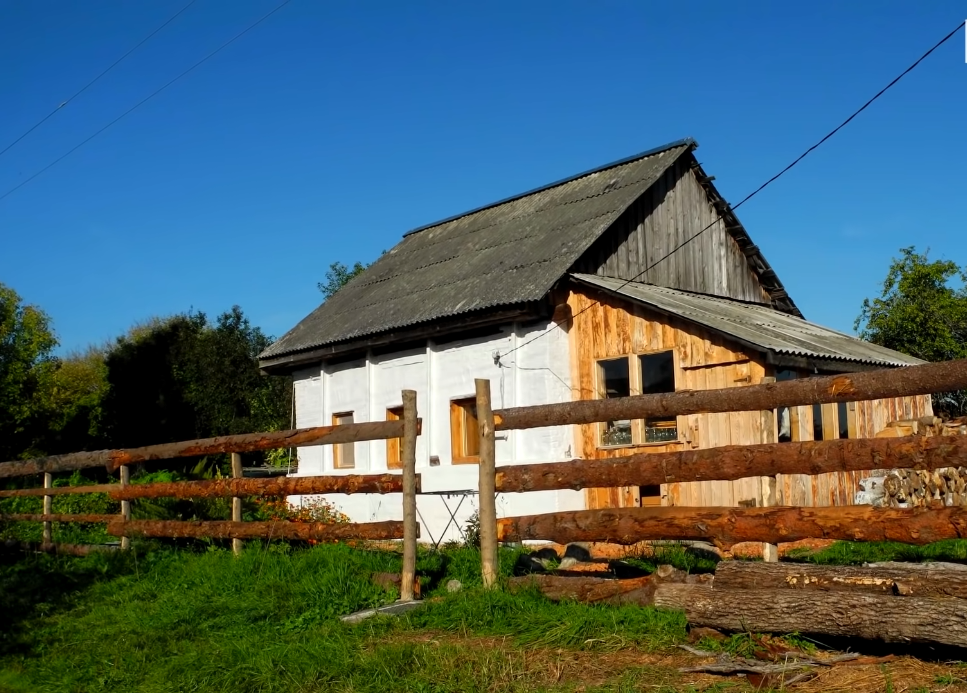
[0,283,58,459]
[855,247,967,417]
[317,261,367,300]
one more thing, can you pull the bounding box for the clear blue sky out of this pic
[1,1,965,354]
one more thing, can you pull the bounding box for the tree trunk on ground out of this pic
[508,565,711,605]
[714,561,967,599]
[654,583,967,648]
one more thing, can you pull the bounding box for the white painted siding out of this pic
[288,320,583,543]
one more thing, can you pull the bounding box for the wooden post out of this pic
[42,473,52,545]
[400,389,418,602]
[476,379,498,589]
[760,376,778,563]
[231,453,243,556]
[119,465,131,550]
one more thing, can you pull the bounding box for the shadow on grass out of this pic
[782,539,967,566]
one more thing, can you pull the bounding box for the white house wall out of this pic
[288,320,584,544]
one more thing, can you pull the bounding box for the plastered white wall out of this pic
[288,320,584,544]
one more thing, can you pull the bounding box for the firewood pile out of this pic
[858,416,967,508]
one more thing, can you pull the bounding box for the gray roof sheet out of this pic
[572,274,924,368]
[261,140,691,360]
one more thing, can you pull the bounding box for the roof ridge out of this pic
[402,138,696,238]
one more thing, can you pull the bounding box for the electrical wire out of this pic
[0,0,292,204]
[0,0,198,159]
[496,20,965,363]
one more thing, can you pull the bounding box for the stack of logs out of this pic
[868,416,967,508]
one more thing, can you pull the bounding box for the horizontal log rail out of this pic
[0,542,117,556]
[109,473,414,500]
[1,513,118,523]
[497,505,967,548]
[495,434,967,493]
[0,418,420,479]
[107,519,409,541]
[0,484,115,498]
[492,358,967,431]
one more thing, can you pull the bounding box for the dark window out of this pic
[812,404,824,441]
[640,352,677,443]
[776,369,797,443]
[838,402,850,439]
[598,358,632,446]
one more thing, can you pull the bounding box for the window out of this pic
[386,406,404,469]
[812,404,825,441]
[639,484,662,507]
[838,402,850,439]
[597,358,631,446]
[776,369,797,443]
[639,351,677,443]
[450,398,480,463]
[332,412,355,468]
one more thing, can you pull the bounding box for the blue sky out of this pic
[1,1,965,354]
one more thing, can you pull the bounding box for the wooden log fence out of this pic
[108,519,408,542]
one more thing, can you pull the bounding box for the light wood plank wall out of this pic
[565,287,932,510]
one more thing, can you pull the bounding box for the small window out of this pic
[386,406,404,469]
[332,412,355,469]
[450,398,480,464]
[776,370,797,443]
[639,484,662,507]
[640,351,677,443]
[812,404,824,441]
[597,358,631,446]
[837,402,850,439]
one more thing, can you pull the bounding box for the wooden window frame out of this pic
[596,356,635,448]
[450,397,480,464]
[637,350,678,444]
[385,406,404,470]
[332,412,355,469]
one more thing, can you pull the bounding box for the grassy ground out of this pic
[3,540,967,693]
[783,538,967,565]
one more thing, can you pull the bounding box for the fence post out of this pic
[760,376,779,563]
[476,379,498,589]
[42,473,52,546]
[231,453,243,556]
[400,389,418,602]
[120,465,131,550]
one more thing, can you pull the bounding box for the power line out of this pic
[497,20,964,363]
[0,0,198,160]
[0,0,292,204]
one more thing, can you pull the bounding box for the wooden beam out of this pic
[400,389,418,602]
[111,473,411,500]
[713,561,967,599]
[231,453,243,556]
[492,359,967,431]
[496,505,967,548]
[2,514,117,523]
[476,379,499,590]
[107,519,408,541]
[654,583,967,648]
[0,419,418,479]
[120,464,131,550]
[494,434,967,493]
[0,484,115,498]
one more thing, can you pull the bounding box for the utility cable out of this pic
[0,0,198,159]
[0,0,292,203]
[496,20,964,363]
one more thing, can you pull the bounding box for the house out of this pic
[259,139,930,543]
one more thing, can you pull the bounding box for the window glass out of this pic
[333,412,355,468]
[639,352,677,443]
[598,358,631,446]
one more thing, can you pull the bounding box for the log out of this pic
[110,473,411,500]
[231,452,243,556]
[1,514,117,523]
[0,484,116,498]
[492,358,967,431]
[495,434,967,493]
[714,560,967,599]
[654,583,967,648]
[107,519,407,541]
[497,505,967,548]
[476,379,499,589]
[1,541,117,556]
[400,389,418,602]
[0,419,418,478]
[508,564,711,605]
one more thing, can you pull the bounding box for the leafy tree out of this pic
[39,345,109,454]
[855,247,967,417]
[317,261,367,300]
[0,283,58,459]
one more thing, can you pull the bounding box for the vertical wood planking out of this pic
[120,465,131,550]
[475,380,498,589]
[43,473,52,545]
[231,453,243,556]
[400,389,419,601]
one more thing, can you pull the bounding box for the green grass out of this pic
[620,542,720,575]
[783,539,967,565]
[0,543,691,693]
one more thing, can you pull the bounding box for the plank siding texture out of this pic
[566,287,932,511]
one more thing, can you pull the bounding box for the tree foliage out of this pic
[856,247,967,417]
[317,261,367,300]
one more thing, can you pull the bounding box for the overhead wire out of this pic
[0,0,198,159]
[495,20,965,363]
[0,0,292,204]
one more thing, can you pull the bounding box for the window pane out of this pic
[838,402,850,439]
[812,404,824,441]
[640,351,677,443]
[464,403,480,457]
[598,358,631,446]
[386,407,404,469]
[334,413,355,468]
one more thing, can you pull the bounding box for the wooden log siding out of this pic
[492,358,967,431]
[0,419,418,479]
[110,473,412,500]
[494,434,967,493]
[496,505,967,548]
[108,519,408,542]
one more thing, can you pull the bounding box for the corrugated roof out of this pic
[572,274,924,368]
[261,140,693,360]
